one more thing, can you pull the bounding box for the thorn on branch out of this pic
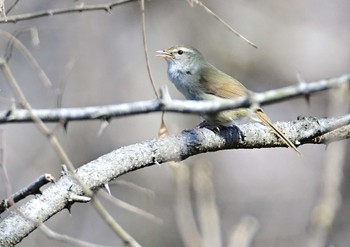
[97,119,110,136]
[104,183,111,195]
[68,194,91,204]
[297,72,310,105]
[105,6,113,14]
[151,151,161,166]
[65,185,92,214]
[61,164,69,177]
[61,120,69,133]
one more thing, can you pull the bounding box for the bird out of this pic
[156,45,300,154]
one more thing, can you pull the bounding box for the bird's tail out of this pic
[255,109,301,155]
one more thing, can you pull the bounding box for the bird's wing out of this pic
[255,108,301,155]
[199,64,247,99]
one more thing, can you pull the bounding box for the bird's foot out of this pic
[199,121,246,141]
[195,121,222,133]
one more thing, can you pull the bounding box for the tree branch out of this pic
[0,0,137,23]
[0,174,55,214]
[0,114,349,245]
[1,73,349,124]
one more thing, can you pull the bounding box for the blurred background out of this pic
[0,0,349,246]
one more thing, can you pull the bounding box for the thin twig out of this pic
[99,190,162,224]
[0,0,137,23]
[0,174,55,214]
[39,224,108,247]
[113,180,155,198]
[140,0,158,98]
[6,0,20,15]
[0,30,52,87]
[193,161,222,247]
[173,163,203,247]
[5,27,40,61]
[187,0,257,48]
[90,197,142,247]
[56,55,78,108]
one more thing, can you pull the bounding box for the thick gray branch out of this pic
[0,115,349,245]
[1,73,349,124]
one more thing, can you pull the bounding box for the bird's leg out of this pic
[191,121,245,141]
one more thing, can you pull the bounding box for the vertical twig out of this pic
[140,0,158,98]
[307,83,350,247]
[140,0,169,134]
[193,161,222,247]
[6,0,20,15]
[1,30,52,87]
[173,163,203,247]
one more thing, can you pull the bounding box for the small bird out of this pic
[156,45,300,154]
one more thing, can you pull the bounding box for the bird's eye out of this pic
[177,50,183,55]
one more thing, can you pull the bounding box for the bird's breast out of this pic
[167,67,205,100]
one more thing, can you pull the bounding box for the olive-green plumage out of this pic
[157,45,300,154]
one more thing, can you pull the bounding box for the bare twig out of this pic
[4,28,40,63]
[90,197,142,247]
[0,0,137,23]
[0,174,55,214]
[173,163,203,247]
[193,161,222,247]
[0,30,51,87]
[140,0,158,98]
[99,190,162,224]
[0,73,348,124]
[113,180,155,198]
[6,0,20,15]
[56,55,78,108]
[187,0,257,48]
[39,224,108,247]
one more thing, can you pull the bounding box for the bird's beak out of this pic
[156,50,172,58]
